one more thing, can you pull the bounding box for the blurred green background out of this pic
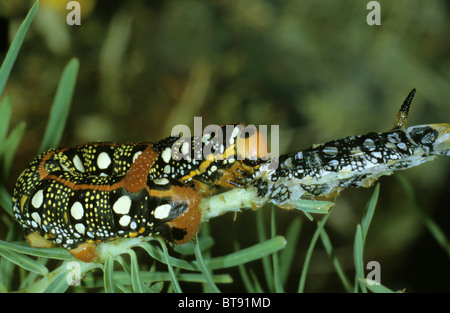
[0,0,449,292]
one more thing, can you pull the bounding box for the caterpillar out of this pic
[12,90,449,263]
[12,124,269,262]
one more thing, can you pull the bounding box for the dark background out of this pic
[0,0,449,292]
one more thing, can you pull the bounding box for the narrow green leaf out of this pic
[360,278,396,293]
[173,235,214,255]
[361,184,379,243]
[237,264,255,293]
[194,235,220,293]
[138,241,197,271]
[319,228,352,292]
[128,250,145,293]
[0,252,14,292]
[233,241,256,292]
[0,240,73,260]
[0,96,12,151]
[396,175,450,258]
[298,211,332,293]
[0,183,12,216]
[148,282,164,293]
[113,256,133,293]
[205,236,286,270]
[114,281,133,293]
[3,121,26,179]
[353,224,366,293]
[270,207,283,293]
[294,198,335,214]
[103,254,115,293]
[115,254,131,277]
[0,1,39,99]
[0,247,48,275]
[256,208,273,291]
[141,236,286,273]
[111,271,232,286]
[45,270,70,293]
[157,238,182,293]
[19,267,42,290]
[0,226,22,291]
[279,217,302,287]
[249,269,264,293]
[39,58,79,152]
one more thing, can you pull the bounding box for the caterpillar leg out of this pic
[68,242,98,263]
[27,232,98,262]
[26,232,56,248]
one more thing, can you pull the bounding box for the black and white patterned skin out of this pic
[249,91,449,208]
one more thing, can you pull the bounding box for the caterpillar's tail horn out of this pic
[393,88,416,130]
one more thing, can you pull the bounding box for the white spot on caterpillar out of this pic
[70,201,84,220]
[363,138,376,151]
[323,146,339,156]
[327,159,339,168]
[73,154,85,173]
[31,190,44,208]
[97,152,111,169]
[232,126,240,139]
[113,196,132,215]
[154,178,169,185]
[130,221,137,230]
[119,215,131,227]
[132,151,142,163]
[371,151,382,159]
[397,142,407,151]
[164,165,171,174]
[387,132,400,143]
[181,141,190,156]
[75,223,85,235]
[61,164,71,172]
[161,148,171,163]
[202,133,211,143]
[31,212,41,226]
[154,204,171,219]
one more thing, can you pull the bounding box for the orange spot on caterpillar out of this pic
[122,145,158,193]
[236,125,270,160]
[166,185,202,244]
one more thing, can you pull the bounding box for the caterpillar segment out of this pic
[12,125,268,262]
[249,90,450,209]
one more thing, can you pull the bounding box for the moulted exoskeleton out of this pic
[249,89,449,209]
